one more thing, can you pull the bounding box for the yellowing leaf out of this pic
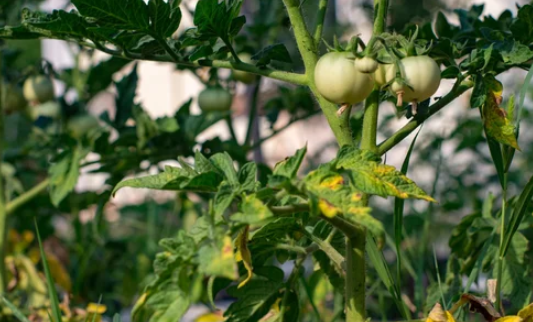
[426,303,455,322]
[235,226,253,288]
[482,90,521,150]
[195,312,226,322]
[44,251,72,292]
[318,199,340,218]
[222,236,234,260]
[86,303,107,314]
[519,302,533,322]
[495,317,523,322]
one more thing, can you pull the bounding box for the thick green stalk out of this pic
[6,179,50,215]
[0,53,6,294]
[282,0,353,147]
[495,172,508,310]
[244,79,261,146]
[346,1,389,321]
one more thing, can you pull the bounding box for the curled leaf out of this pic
[235,226,253,288]
[426,303,455,322]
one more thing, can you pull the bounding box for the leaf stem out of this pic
[6,179,50,215]
[76,40,309,86]
[225,115,239,145]
[302,227,345,273]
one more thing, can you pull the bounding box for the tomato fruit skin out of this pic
[354,57,379,73]
[232,53,257,84]
[198,87,233,112]
[392,56,441,103]
[23,75,55,104]
[3,83,27,113]
[374,63,396,87]
[314,52,374,105]
[67,114,100,138]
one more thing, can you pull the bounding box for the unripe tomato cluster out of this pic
[315,52,441,111]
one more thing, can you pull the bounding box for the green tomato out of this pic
[232,53,257,84]
[314,52,374,105]
[198,87,233,112]
[391,56,441,103]
[34,101,61,119]
[354,57,378,74]
[374,63,396,87]
[3,83,27,113]
[67,114,100,138]
[23,75,55,104]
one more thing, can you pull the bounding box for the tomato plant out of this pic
[0,0,532,322]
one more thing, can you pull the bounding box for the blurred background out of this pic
[1,0,532,321]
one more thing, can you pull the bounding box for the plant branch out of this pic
[6,179,50,215]
[282,0,353,147]
[244,79,261,146]
[361,88,380,152]
[246,110,322,151]
[313,0,329,47]
[72,40,309,86]
[377,80,473,155]
[302,227,345,273]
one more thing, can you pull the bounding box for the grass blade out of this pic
[366,234,411,320]
[34,219,62,322]
[394,127,422,287]
[113,314,121,322]
[432,247,446,310]
[501,174,533,256]
[0,296,31,322]
[486,137,506,189]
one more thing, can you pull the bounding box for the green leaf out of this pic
[148,0,182,37]
[214,184,236,217]
[144,282,191,322]
[482,91,520,150]
[210,152,239,185]
[48,146,88,207]
[86,57,130,98]
[35,221,63,322]
[516,60,533,127]
[112,165,222,195]
[193,0,244,41]
[72,0,149,30]
[232,195,274,225]
[470,74,487,109]
[251,43,293,67]
[0,296,31,322]
[224,280,282,322]
[334,147,436,202]
[486,136,506,189]
[273,145,307,179]
[435,11,452,38]
[501,174,533,257]
[367,234,410,320]
[511,4,533,44]
[198,235,238,280]
[114,65,139,128]
[501,42,533,65]
[394,127,421,291]
[134,105,159,149]
[238,162,258,192]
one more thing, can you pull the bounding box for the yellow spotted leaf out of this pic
[495,317,523,322]
[86,303,107,314]
[235,226,253,288]
[195,312,226,322]
[519,302,533,322]
[426,303,455,322]
[482,90,520,150]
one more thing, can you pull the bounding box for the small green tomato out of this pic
[232,53,257,84]
[354,57,379,74]
[23,75,55,104]
[374,63,396,87]
[3,83,27,114]
[391,56,441,103]
[314,52,374,105]
[198,87,233,112]
[67,114,100,138]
